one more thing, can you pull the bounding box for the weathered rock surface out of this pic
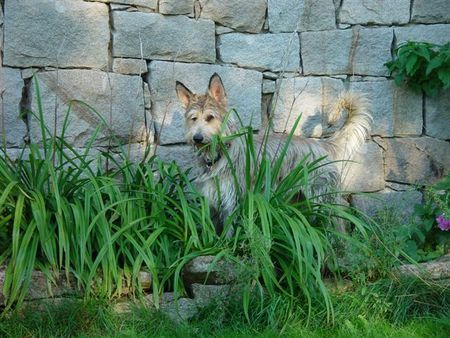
[341,142,385,193]
[183,256,236,286]
[29,70,146,147]
[159,0,193,15]
[272,77,345,137]
[351,190,423,219]
[395,24,450,45]
[385,137,450,185]
[340,0,410,25]
[394,254,450,280]
[147,61,262,144]
[218,33,300,72]
[159,292,199,323]
[191,284,231,307]
[199,0,267,33]
[411,0,450,24]
[263,80,276,94]
[112,58,148,75]
[425,91,450,140]
[350,80,421,137]
[392,86,423,136]
[113,12,215,63]
[301,27,393,76]
[154,145,201,174]
[0,270,77,304]
[268,0,336,33]
[0,67,27,147]
[86,0,157,9]
[3,0,109,69]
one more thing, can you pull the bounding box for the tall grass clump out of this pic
[208,113,373,323]
[0,76,224,311]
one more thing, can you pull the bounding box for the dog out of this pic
[176,73,372,235]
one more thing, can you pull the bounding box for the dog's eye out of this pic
[206,115,214,122]
[191,116,197,122]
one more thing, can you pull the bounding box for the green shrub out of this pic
[385,41,450,96]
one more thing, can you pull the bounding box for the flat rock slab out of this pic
[395,24,450,46]
[394,254,450,280]
[340,0,410,25]
[301,27,393,76]
[0,67,27,147]
[412,0,450,24]
[385,137,450,185]
[147,61,262,145]
[3,0,109,69]
[272,76,345,137]
[86,0,157,9]
[112,58,148,75]
[183,256,236,285]
[199,0,266,33]
[29,70,146,147]
[113,11,215,63]
[268,0,336,33]
[425,91,450,140]
[218,33,300,72]
[351,190,422,219]
[159,0,193,15]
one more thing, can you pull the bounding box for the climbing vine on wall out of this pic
[386,41,450,97]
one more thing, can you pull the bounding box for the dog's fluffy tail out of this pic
[326,92,372,161]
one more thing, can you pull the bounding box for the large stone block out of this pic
[385,137,450,185]
[425,91,450,140]
[0,67,27,147]
[3,0,109,69]
[113,12,215,63]
[412,0,450,24]
[271,77,345,137]
[395,24,450,45]
[147,61,262,145]
[351,190,422,219]
[301,27,393,76]
[341,142,385,193]
[29,70,146,147]
[159,0,193,15]
[340,0,410,25]
[349,80,422,137]
[86,0,157,9]
[199,0,266,33]
[218,33,300,72]
[268,0,336,33]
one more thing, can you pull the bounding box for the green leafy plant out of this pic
[412,172,450,260]
[385,41,450,96]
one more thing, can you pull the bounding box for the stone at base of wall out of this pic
[351,190,423,220]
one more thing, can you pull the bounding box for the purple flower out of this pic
[436,214,450,231]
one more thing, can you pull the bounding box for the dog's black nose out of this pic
[193,133,204,144]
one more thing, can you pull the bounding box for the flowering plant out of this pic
[412,172,450,259]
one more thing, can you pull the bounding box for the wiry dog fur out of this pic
[176,73,372,234]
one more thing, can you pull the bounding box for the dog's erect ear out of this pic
[176,81,193,109]
[208,73,227,107]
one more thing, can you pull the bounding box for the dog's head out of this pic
[176,73,231,163]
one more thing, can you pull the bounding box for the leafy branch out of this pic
[385,41,450,96]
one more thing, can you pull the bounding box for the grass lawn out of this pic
[0,298,448,338]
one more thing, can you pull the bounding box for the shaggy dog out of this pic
[176,73,372,235]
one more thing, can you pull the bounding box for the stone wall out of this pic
[1,0,450,214]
